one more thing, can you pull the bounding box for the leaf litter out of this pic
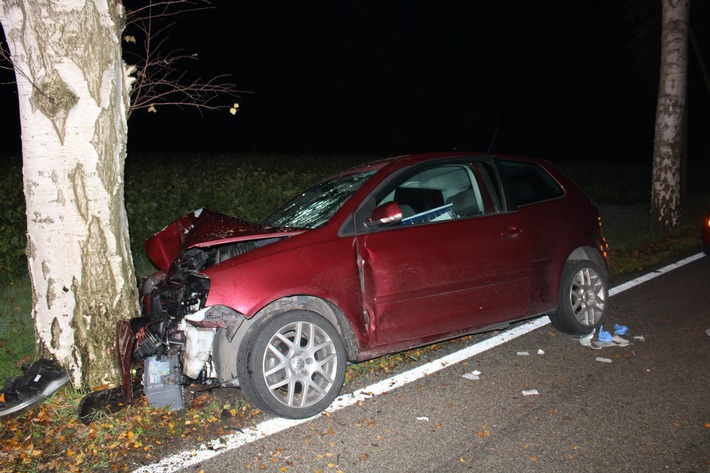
[0,385,258,472]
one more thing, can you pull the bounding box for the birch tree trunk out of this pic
[0,0,137,389]
[650,0,689,231]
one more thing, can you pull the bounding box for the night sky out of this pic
[1,1,709,163]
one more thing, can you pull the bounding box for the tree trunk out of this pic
[0,0,137,389]
[650,0,689,231]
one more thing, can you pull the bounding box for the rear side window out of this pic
[500,160,563,206]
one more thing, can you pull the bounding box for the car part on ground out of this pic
[93,152,609,419]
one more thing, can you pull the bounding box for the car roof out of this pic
[337,152,547,177]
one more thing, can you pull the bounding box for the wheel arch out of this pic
[542,245,608,311]
[565,246,608,274]
[213,295,359,384]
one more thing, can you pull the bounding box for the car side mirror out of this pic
[365,201,403,227]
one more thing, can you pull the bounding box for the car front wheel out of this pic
[550,259,609,335]
[237,310,346,419]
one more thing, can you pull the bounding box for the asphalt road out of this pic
[149,255,709,473]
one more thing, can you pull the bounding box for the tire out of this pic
[549,259,609,335]
[236,310,346,419]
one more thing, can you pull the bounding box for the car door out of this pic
[356,160,532,348]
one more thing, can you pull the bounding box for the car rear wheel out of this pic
[237,310,346,419]
[550,259,608,335]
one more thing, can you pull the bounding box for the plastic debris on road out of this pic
[516,350,544,356]
[576,324,637,349]
[596,325,613,346]
[595,357,613,363]
[614,324,629,335]
[521,389,539,396]
[462,370,481,380]
[575,329,601,349]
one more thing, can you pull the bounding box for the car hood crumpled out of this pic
[144,208,302,272]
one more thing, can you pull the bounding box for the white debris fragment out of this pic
[612,335,630,346]
[705,328,710,337]
[537,349,545,355]
[516,351,530,356]
[576,330,601,349]
[633,335,645,342]
[521,389,539,396]
[595,357,613,363]
[462,370,481,381]
[416,416,429,421]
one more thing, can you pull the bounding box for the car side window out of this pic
[376,164,486,226]
[500,160,563,206]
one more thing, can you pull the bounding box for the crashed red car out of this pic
[119,152,609,419]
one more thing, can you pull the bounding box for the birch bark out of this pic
[0,0,137,388]
[651,0,689,230]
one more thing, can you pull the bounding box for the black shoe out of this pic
[0,358,71,418]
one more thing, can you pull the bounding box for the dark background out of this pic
[1,0,709,163]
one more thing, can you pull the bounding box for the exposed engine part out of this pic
[182,324,216,379]
[114,233,281,411]
[176,237,282,273]
[143,353,184,411]
[133,326,162,360]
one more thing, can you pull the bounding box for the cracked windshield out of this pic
[262,170,376,229]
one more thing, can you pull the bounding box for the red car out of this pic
[119,152,609,419]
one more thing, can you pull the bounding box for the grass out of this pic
[0,277,33,381]
[0,152,708,472]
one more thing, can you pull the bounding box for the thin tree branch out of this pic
[2,1,249,120]
[122,0,249,120]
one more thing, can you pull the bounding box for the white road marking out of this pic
[133,252,705,473]
[608,252,705,296]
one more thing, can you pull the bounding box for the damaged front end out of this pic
[117,271,240,411]
[112,209,287,412]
